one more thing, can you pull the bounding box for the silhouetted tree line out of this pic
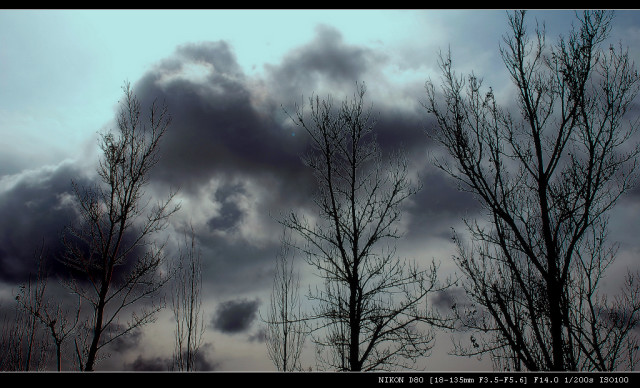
[1,10,639,372]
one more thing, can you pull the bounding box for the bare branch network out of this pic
[280,82,454,371]
[424,10,640,371]
[60,82,180,371]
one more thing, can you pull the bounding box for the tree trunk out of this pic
[547,274,564,371]
[349,282,361,371]
[84,294,107,371]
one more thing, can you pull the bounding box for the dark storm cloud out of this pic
[372,106,430,153]
[118,28,425,301]
[125,342,219,371]
[264,24,431,159]
[405,168,481,241]
[207,182,245,232]
[211,298,261,334]
[106,326,143,353]
[126,355,171,371]
[207,200,244,232]
[0,23,468,311]
[0,161,89,282]
[0,159,161,289]
[134,28,438,204]
[176,343,220,371]
[265,24,386,99]
[115,26,475,302]
[197,233,278,297]
[129,26,434,215]
[133,40,313,197]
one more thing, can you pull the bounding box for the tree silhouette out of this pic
[265,230,307,371]
[15,246,80,371]
[172,225,205,371]
[283,83,450,371]
[425,10,640,371]
[0,248,49,371]
[61,82,179,371]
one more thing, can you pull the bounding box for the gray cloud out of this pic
[265,24,387,100]
[106,326,143,354]
[211,298,261,334]
[126,355,171,371]
[404,167,481,242]
[207,200,243,233]
[431,287,469,311]
[176,342,219,371]
[0,161,87,282]
[124,342,219,371]
[118,29,434,299]
[0,160,159,289]
[207,183,246,233]
[248,327,268,343]
[133,41,313,197]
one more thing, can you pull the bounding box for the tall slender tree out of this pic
[62,82,179,371]
[265,230,306,371]
[283,83,450,371]
[172,225,205,371]
[424,10,640,371]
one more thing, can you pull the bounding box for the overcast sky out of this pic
[2,9,640,371]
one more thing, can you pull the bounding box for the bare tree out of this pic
[61,82,179,371]
[0,301,47,371]
[33,296,80,372]
[424,10,640,371]
[283,83,450,371]
[171,225,205,371]
[265,230,306,371]
[15,246,80,371]
[0,249,49,371]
